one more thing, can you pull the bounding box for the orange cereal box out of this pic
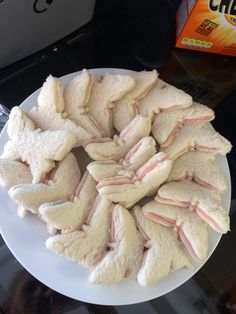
[176,0,236,56]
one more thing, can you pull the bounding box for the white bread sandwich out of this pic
[84,115,151,161]
[156,180,230,234]
[9,153,80,214]
[0,158,32,189]
[138,79,193,121]
[162,123,232,160]
[133,206,192,286]
[46,196,112,269]
[39,171,97,233]
[143,201,208,262]
[152,103,215,147]
[87,136,156,182]
[89,204,144,283]
[30,75,92,146]
[113,70,157,131]
[2,107,77,183]
[87,73,135,136]
[97,152,172,208]
[168,152,227,193]
[64,69,104,137]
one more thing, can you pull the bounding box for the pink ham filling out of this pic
[97,157,167,189]
[46,199,68,207]
[124,140,143,161]
[74,172,89,197]
[137,84,154,102]
[147,212,175,227]
[87,114,107,136]
[147,212,201,261]
[119,117,143,141]
[196,145,218,153]
[195,206,225,233]
[97,177,133,189]
[176,174,220,192]
[138,157,166,180]
[193,175,221,192]
[137,222,150,242]
[161,116,213,147]
[156,194,226,233]
[136,221,151,267]
[159,105,183,112]
[184,115,214,124]
[161,126,179,147]
[179,227,201,261]
[84,77,93,105]
[171,145,218,160]
[110,209,118,242]
[83,137,113,148]
[85,196,101,225]
[92,250,108,268]
[61,226,77,234]
[155,195,189,207]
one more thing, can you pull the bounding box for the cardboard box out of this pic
[176,0,236,56]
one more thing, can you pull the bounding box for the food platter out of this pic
[0,69,231,305]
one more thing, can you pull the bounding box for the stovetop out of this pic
[0,0,236,313]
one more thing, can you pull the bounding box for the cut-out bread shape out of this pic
[162,123,232,160]
[152,103,215,147]
[167,152,227,193]
[113,70,157,132]
[2,107,77,183]
[0,158,32,189]
[89,205,144,283]
[64,69,106,138]
[138,79,193,121]
[87,73,135,136]
[84,115,151,161]
[156,180,230,234]
[9,153,80,214]
[133,206,192,286]
[97,152,172,208]
[39,171,97,233]
[143,201,208,262]
[87,136,156,182]
[46,196,112,269]
[30,74,92,146]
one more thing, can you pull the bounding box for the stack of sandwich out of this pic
[0,69,232,286]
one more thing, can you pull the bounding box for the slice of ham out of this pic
[87,73,135,136]
[143,200,208,262]
[162,123,232,160]
[133,206,192,286]
[83,115,151,161]
[138,79,193,121]
[156,180,230,234]
[46,196,112,269]
[152,103,214,147]
[87,136,156,182]
[9,153,80,215]
[167,152,227,193]
[39,172,97,232]
[112,70,158,132]
[64,69,106,138]
[178,228,201,262]
[89,205,144,283]
[97,152,172,208]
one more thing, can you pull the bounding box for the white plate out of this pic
[0,68,232,305]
